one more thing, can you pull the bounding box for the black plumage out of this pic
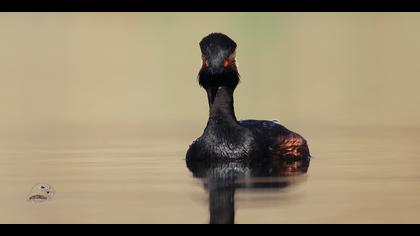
[186,33,310,163]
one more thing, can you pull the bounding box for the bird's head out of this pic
[198,33,240,90]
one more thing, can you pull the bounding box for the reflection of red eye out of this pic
[203,60,209,68]
[223,60,229,68]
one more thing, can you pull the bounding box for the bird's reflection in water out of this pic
[187,158,310,224]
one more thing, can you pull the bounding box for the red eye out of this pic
[223,60,229,68]
[203,60,209,68]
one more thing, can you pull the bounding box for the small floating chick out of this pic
[27,183,55,203]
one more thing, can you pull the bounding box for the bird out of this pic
[27,183,55,203]
[186,33,310,163]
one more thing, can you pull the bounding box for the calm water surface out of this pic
[0,124,419,224]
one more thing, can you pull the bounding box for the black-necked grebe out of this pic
[186,33,310,162]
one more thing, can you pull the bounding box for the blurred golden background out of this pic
[1,13,420,133]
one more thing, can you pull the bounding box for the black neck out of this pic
[206,86,239,127]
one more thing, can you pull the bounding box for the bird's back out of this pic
[239,120,310,159]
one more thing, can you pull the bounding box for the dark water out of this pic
[187,156,310,224]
